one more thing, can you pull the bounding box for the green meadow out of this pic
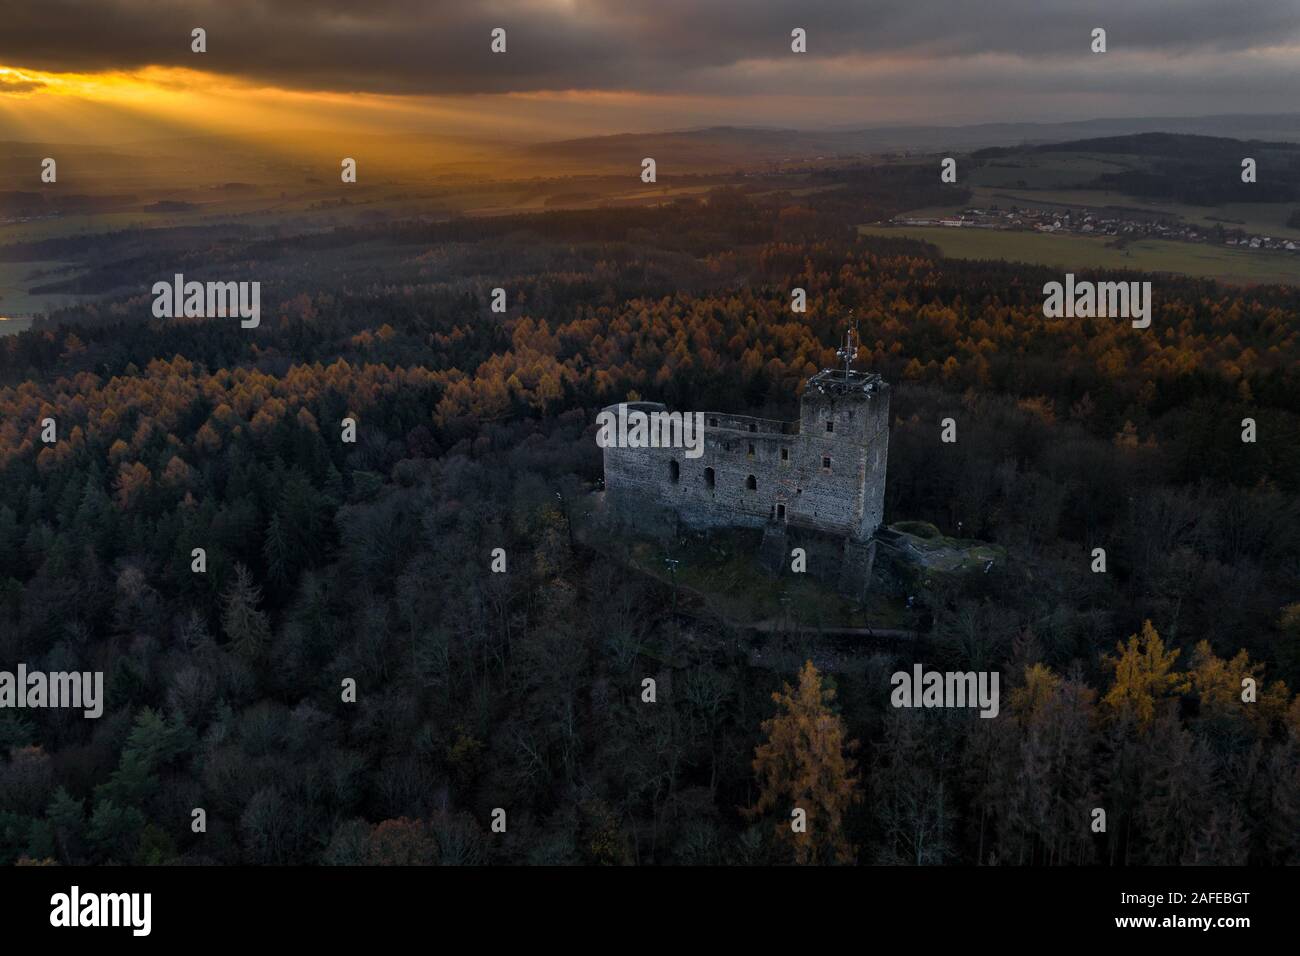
[858,224,1300,286]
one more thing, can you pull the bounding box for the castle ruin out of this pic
[599,354,890,599]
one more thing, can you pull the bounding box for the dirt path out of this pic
[747,620,917,638]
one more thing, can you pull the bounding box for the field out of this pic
[979,188,1300,239]
[890,143,1300,285]
[968,152,1136,189]
[858,224,1300,285]
[903,185,1300,239]
[0,260,88,316]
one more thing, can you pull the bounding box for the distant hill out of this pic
[2,116,1299,193]
[143,200,200,213]
[975,132,1300,205]
[1030,132,1300,157]
[524,115,1300,172]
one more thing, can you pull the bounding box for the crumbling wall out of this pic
[601,373,890,550]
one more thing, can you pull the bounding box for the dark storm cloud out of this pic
[0,0,1296,96]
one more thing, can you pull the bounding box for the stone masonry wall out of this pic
[602,374,890,543]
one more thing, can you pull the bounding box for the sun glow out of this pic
[0,60,603,151]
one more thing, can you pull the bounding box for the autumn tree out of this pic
[1101,620,1190,729]
[113,461,152,510]
[366,817,439,865]
[746,660,861,864]
[1188,639,1292,738]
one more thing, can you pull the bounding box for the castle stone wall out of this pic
[602,370,890,544]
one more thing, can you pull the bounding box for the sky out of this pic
[0,0,1298,145]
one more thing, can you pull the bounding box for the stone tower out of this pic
[600,333,890,552]
[795,366,890,542]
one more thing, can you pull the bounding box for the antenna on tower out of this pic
[836,311,859,380]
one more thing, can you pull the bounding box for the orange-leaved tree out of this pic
[745,660,861,864]
[1101,620,1190,729]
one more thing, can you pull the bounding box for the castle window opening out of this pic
[596,363,889,549]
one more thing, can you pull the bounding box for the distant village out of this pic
[891,205,1300,254]
[0,213,63,227]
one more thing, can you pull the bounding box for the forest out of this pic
[0,168,1297,865]
[1049,133,1300,205]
